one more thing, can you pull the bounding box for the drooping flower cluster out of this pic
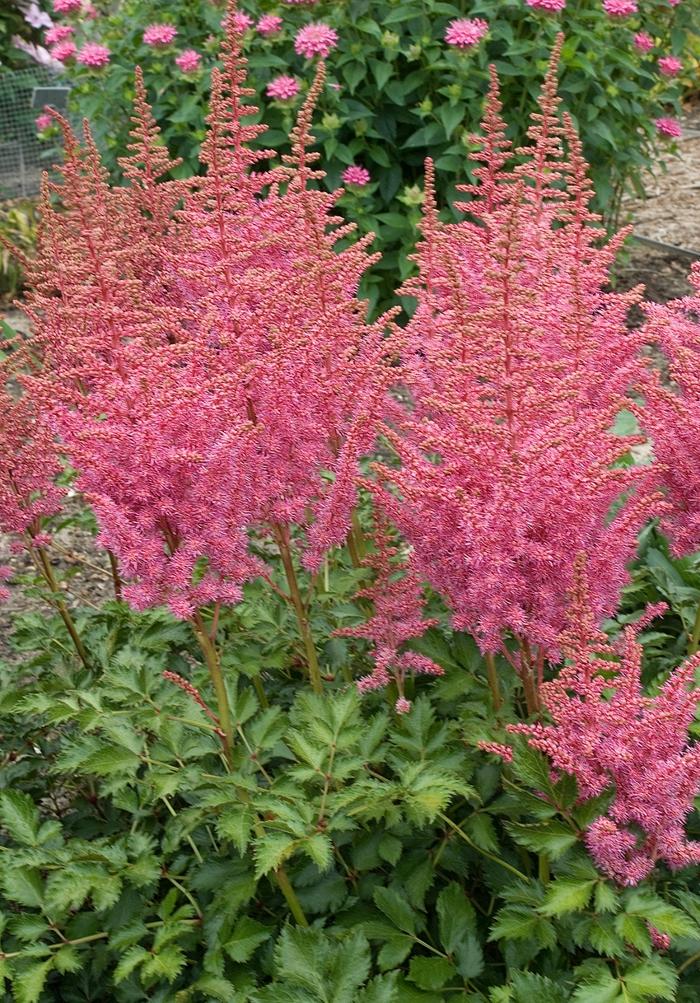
[335,519,443,713]
[21,10,396,619]
[376,51,659,669]
[509,558,700,885]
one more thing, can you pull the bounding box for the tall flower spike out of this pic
[508,557,700,886]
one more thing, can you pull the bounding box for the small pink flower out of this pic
[525,0,567,11]
[294,22,339,59]
[655,116,682,138]
[284,0,319,4]
[35,113,53,130]
[0,566,13,582]
[603,0,638,15]
[44,24,73,44]
[232,11,254,33]
[342,165,371,186]
[395,697,412,714]
[266,75,300,100]
[143,23,178,47]
[32,532,52,548]
[647,924,671,951]
[444,17,489,48]
[175,49,201,73]
[52,0,82,11]
[668,0,682,5]
[633,31,654,52]
[76,42,110,67]
[84,2,98,17]
[0,587,10,603]
[9,541,25,556]
[658,55,682,75]
[50,39,77,61]
[257,14,283,36]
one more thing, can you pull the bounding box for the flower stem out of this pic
[190,611,234,768]
[485,652,503,711]
[273,866,309,926]
[272,523,323,694]
[31,543,90,670]
[107,551,122,601]
[688,603,700,655]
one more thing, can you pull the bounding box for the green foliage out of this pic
[0,200,37,303]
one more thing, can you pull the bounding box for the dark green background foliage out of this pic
[63,0,694,310]
[3,532,700,1000]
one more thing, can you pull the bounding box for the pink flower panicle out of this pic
[266,75,300,100]
[336,519,443,706]
[175,49,202,73]
[444,18,489,48]
[143,24,178,47]
[658,54,682,75]
[376,49,659,661]
[76,42,110,67]
[162,670,225,735]
[342,164,370,186]
[655,116,682,138]
[294,22,339,59]
[44,24,73,44]
[508,557,700,885]
[648,925,671,951]
[257,14,283,36]
[633,31,654,52]
[525,0,567,12]
[478,741,514,762]
[603,0,638,15]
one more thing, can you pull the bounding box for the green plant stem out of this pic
[678,950,700,976]
[538,854,550,885]
[32,544,90,670]
[273,865,309,927]
[485,652,503,712]
[688,603,700,655]
[190,611,234,768]
[437,811,530,882]
[107,550,122,601]
[272,523,323,694]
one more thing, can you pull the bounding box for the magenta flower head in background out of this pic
[655,116,682,138]
[175,49,201,73]
[294,22,339,59]
[266,74,300,100]
[50,39,77,62]
[35,112,53,130]
[658,54,683,75]
[44,24,73,44]
[633,31,654,52]
[444,18,489,48]
[257,14,283,36]
[603,0,638,16]
[525,0,567,13]
[342,164,371,187]
[53,0,82,12]
[230,11,254,32]
[143,24,178,47]
[76,42,110,67]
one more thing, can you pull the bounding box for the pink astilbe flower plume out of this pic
[376,46,660,704]
[507,557,700,885]
[335,517,443,711]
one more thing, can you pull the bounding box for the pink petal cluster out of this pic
[76,42,110,67]
[658,54,682,75]
[294,23,339,59]
[257,14,283,36]
[44,24,73,44]
[143,24,178,47]
[175,49,202,73]
[21,40,395,620]
[525,0,567,12]
[266,74,300,100]
[229,11,254,33]
[35,113,53,130]
[603,0,638,15]
[284,0,319,4]
[509,559,700,885]
[342,164,370,186]
[633,31,654,52]
[335,519,443,711]
[376,63,658,665]
[53,0,82,11]
[50,39,77,62]
[444,18,489,48]
[655,116,682,137]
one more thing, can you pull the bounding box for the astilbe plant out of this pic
[508,557,700,886]
[376,49,660,712]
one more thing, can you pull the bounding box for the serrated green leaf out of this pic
[0,789,39,845]
[216,808,253,855]
[510,971,569,1003]
[623,958,678,1000]
[408,956,455,990]
[374,886,417,935]
[3,867,43,908]
[113,945,149,984]
[437,882,476,953]
[13,960,53,1003]
[540,878,596,916]
[506,821,578,859]
[254,833,298,878]
[224,916,271,963]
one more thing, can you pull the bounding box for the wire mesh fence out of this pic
[0,66,69,202]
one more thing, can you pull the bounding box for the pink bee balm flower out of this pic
[53,0,82,11]
[633,31,654,52]
[76,42,110,67]
[50,39,77,61]
[294,22,338,59]
[143,24,177,47]
[257,14,283,36]
[342,165,371,186]
[658,54,682,75]
[655,116,682,137]
[525,0,567,11]
[175,49,201,73]
[44,24,73,44]
[35,113,53,130]
[444,17,489,48]
[266,75,300,100]
[231,12,254,33]
[603,0,638,15]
